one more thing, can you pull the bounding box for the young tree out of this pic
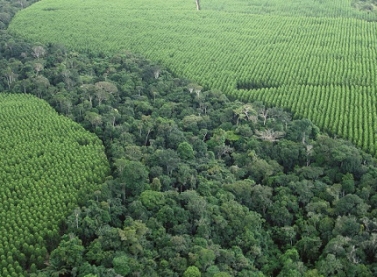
[183,265,201,277]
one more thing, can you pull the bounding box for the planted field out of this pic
[0,94,109,276]
[9,0,377,153]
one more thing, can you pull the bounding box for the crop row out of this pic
[201,0,377,20]
[9,0,377,154]
[234,84,377,153]
[0,94,109,276]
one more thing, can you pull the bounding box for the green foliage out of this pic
[0,94,108,275]
[178,142,195,160]
[9,0,377,157]
[119,160,149,197]
[183,266,201,277]
[49,235,84,272]
[113,255,131,276]
[140,190,166,210]
[213,273,231,277]
[0,0,38,30]
[353,0,377,12]
[3,6,377,275]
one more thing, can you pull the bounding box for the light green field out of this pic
[0,94,109,276]
[9,0,377,153]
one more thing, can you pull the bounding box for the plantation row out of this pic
[8,0,377,155]
[235,84,377,153]
[0,94,109,277]
[201,0,377,19]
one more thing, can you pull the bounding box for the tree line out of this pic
[7,0,377,160]
[2,0,377,275]
[0,94,109,277]
[2,33,377,276]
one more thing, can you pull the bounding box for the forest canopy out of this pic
[0,38,375,275]
[8,0,377,157]
[1,0,377,276]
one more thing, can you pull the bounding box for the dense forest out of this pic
[2,0,377,276]
[9,0,377,157]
